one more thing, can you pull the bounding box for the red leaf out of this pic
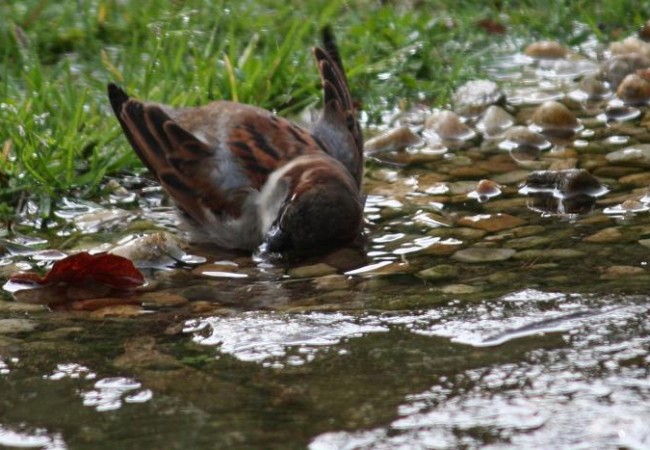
[10,252,145,290]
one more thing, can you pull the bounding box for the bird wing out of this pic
[311,26,364,187]
[108,83,326,226]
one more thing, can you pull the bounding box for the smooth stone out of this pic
[439,284,479,295]
[139,292,189,307]
[583,227,638,243]
[512,249,585,260]
[481,198,529,212]
[180,285,222,301]
[606,145,650,167]
[524,40,568,59]
[417,265,459,281]
[364,126,421,153]
[0,319,37,334]
[457,213,527,232]
[421,239,464,256]
[313,275,352,291]
[69,297,141,311]
[189,301,221,314]
[504,235,553,249]
[452,247,516,263]
[509,225,547,238]
[491,170,530,185]
[431,227,487,241]
[288,263,337,278]
[593,166,642,178]
[89,304,144,318]
[600,265,645,279]
[37,327,85,340]
[0,301,48,313]
[448,166,489,178]
[453,79,504,118]
[487,271,520,284]
[448,181,481,195]
[113,337,184,371]
[618,171,650,186]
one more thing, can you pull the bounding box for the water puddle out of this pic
[3,21,650,450]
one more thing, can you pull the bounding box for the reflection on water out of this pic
[4,22,650,450]
[0,424,67,450]
[82,377,152,412]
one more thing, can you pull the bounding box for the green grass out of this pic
[0,0,645,224]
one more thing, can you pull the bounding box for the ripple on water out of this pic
[308,292,650,450]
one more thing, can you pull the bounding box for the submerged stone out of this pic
[457,213,526,232]
[0,319,37,334]
[416,264,459,281]
[606,144,650,167]
[452,247,516,263]
[288,263,338,279]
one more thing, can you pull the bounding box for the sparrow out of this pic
[108,27,364,257]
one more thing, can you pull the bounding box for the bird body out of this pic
[108,28,363,256]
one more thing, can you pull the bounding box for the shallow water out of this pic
[3,38,650,449]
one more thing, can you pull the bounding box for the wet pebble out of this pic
[288,263,337,278]
[416,264,459,281]
[451,247,516,263]
[599,53,650,89]
[504,235,553,249]
[499,126,551,152]
[606,144,650,167]
[89,304,144,318]
[600,265,645,279]
[492,170,531,185]
[530,100,582,138]
[439,284,478,295]
[457,213,527,232]
[609,36,650,59]
[524,40,568,59]
[512,249,584,260]
[0,301,47,313]
[110,232,199,268]
[423,110,476,141]
[313,274,352,291]
[583,226,640,243]
[603,104,641,122]
[603,199,649,214]
[70,297,141,311]
[571,75,612,101]
[139,292,189,308]
[74,208,132,233]
[452,79,504,118]
[616,73,650,104]
[0,319,37,334]
[180,285,222,302]
[476,105,514,137]
[467,179,502,202]
[364,126,421,153]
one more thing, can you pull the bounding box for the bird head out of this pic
[258,155,363,257]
